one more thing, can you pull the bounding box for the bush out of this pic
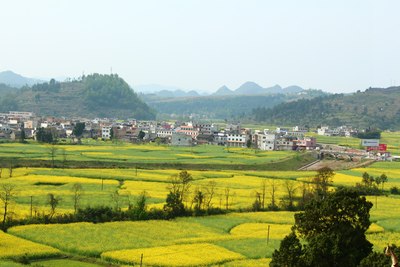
[390,187,400,195]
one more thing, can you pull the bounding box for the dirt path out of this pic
[300,159,376,171]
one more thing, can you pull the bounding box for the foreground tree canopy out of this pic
[271,188,373,267]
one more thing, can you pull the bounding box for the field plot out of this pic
[0,167,317,216]
[3,140,400,266]
[0,231,60,260]
[0,142,295,166]
[102,243,244,266]
[8,211,295,265]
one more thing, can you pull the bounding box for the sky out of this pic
[0,0,399,93]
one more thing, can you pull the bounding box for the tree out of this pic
[36,127,54,143]
[313,167,334,198]
[111,190,122,211]
[60,148,67,168]
[224,187,231,210]
[269,180,278,210]
[252,191,262,211]
[138,130,145,140]
[204,181,217,210]
[362,172,370,186]
[48,144,58,168]
[164,191,185,218]
[282,180,297,210]
[72,122,85,144]
[128,191,148,220]
[270,232,304,267]
[246,139,252,148]
[167,171,193,206]
[8,163,13,178]
[359,245,399,267]
[72,122,85,137]
[47,193,60,219]
[192,188,205,214]
[19,127,26,143]
[293,188,373,267]
[380,173,388,190]
[110,128,114,140]
[0,184,16,230]
[71,183,84,214]
[261,180,267,209]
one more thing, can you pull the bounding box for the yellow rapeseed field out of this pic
[230,223,292,239]
[101,243,244,266]
[0,231,60,259]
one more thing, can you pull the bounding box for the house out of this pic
[213,132,227,146]
[102,126,112,139]
[295,137,317,150]
[226,133,249,147]
[176,123,199,139]
[256,132,276,151]
[171,132,193,146]
[275,137,296,151]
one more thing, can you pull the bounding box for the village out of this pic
[0,110,391,159]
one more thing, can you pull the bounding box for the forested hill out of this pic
[252,86,400,130]
[0,74,156,119]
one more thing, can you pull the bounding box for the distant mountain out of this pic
[210,82,305,96]
[0,70,44,88]
[134,84,183,94]
[252,86,400,130]
[213,85,233,96]
[135,84,201,98]
[145,89,327,119]
[235,81,266,95]
[0,73,155,119]
[283,85,303,94]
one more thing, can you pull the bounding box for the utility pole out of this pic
[30,196,33,218]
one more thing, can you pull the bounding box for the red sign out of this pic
[379,144,387,151]
[367,144,387,152]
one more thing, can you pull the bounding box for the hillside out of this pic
[145,89,327,119]
[0,70,44,88]
[0,83,17,96]
[0,74,155,119]
[252,86,400,129]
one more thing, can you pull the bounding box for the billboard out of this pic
[361,139,379,147]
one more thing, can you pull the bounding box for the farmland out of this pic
[1,140,400,266]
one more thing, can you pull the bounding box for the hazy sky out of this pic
[0,0,399,93]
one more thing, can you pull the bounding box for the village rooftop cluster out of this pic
[0,111,324,151]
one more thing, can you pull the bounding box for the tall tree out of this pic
[0,184,16,230]
[71,183,84,214]
[313,167,334,198]
[270,232,304,267]
[295,188,372,267]
[47,193,60,219]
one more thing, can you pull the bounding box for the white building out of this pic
[102,126,112,139]
[156,129,174,138]
[257,133,276,151]
[226,133,248,147]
